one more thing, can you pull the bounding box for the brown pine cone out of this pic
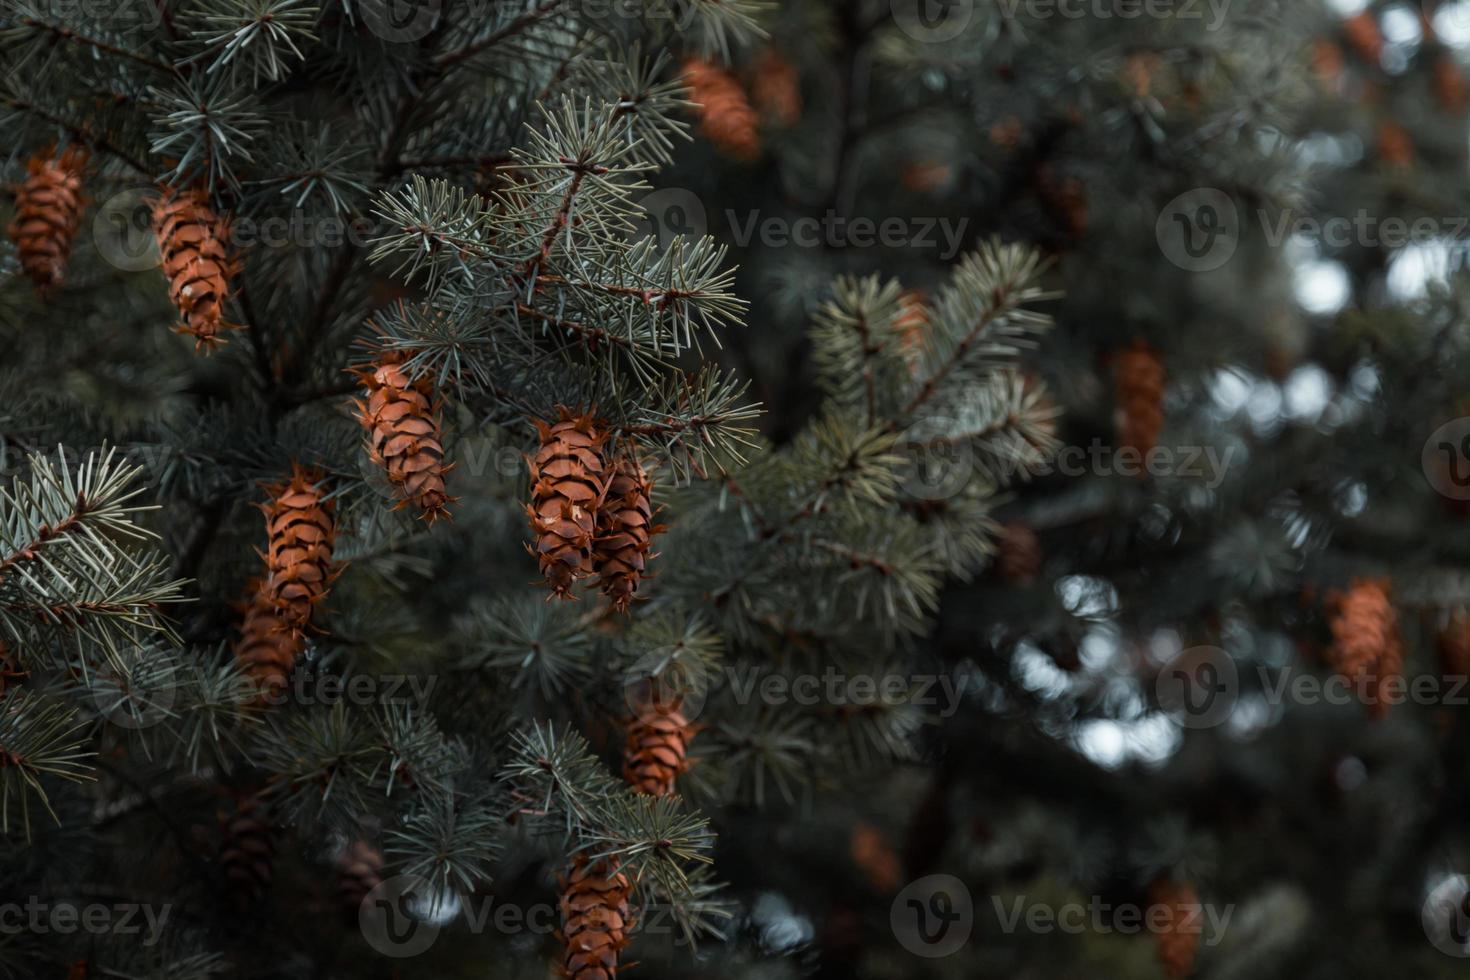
[1435,53,1468,114]
[849,823,902,894]
[527,409,610,599]
[259,466,336,633]
[1310,39,1345,89]
[1149,877,1200,980]
[7,147,85,293]
[1327,578,1400,716]
[233,583,301,700]
[1376,120,1413,169]
[750,48,801,127]
[560,856,632,980]
[220,794,274,902]
[895,289,928,374]
[682,57,760,161]
[337,840,384,914]
[353,352,455,523]
[1114,340,1165,459]
[622,702,695,797]
[1343,10,1382,64]
[594,451,664,612]
[152,187,238,352]
[1438,609,1470,680]
[996,521,1043,584]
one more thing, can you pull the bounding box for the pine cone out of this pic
[1327,578,1400,716]
[527,409,610,599]
[996,521,1043,584]
[7,147,85,293]
[849,823,902,893]
[220,794,274,902]
[560,856,632,980]
[353,352,455,523]
[152,187,237,352]
[594,451,664,612]
[682,57,760,161]
[1310,39,1345,89]
[233,584,301,700]
[259,466,336,633]
[1343,10,1382,64]
[1114,340,1165,459]
[750,48,801,127]
[337,840,384,914]
[1376,120,1413,169]
[895,289,928,373]
[900,161,954,194]
[1438,609,1470,680]
[1148,877,1200,980]
[622,702,695,797]
[1435,53,1468,114]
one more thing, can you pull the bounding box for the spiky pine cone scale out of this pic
[561,857,632,980]
[152,188,237,351]
[594,453,663,611]
[527,410,610,598]
[233,584,301,699]
[354,353,454,522]
[623,704,695,797]
[260,467,336,632]
[7,148,85,293]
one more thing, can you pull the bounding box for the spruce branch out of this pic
[0,689,94,838]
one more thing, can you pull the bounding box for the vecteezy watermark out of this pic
[726,211,970,261]
[1423,417,1470,502]
[995,0,1231,30]
[33,0,163,29]
[361,875,444,958]
[0,899,171,946]
[1423,874,1470,958]
[891,875,973,958]
[1155,645,1239,730]
[1157,189,1241,272]
[990,895,1234,944]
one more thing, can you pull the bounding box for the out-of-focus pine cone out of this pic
[622,702,695,797]
[1037,165,1089,239]
[1149,877,1201,980]
[527,409,610,599]
[1438,608,1470,680]
[594,451,663,612]
[337,840,384,914]
[682,57,760,161]
[152,187,238,352]
[233,584,301,700]
[1310,39,1345,89]
[1343,10,1382,63]
[895,289,928,373]
[996,521,1043,584]
[354,352,455,523]
[1114,340,1165,458]
[750,48,801,126]
[259,466,336,632]
[1327,578,1401,717]
[560,856,632,980]
[1435,53,1468,114]
[7,147,85,293]
[1376,119,1413,169]
[849,823,902,894]
[220,794,274,902]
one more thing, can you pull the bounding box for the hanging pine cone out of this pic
[233,584,301,700]
[1148,877,1200,980]
[594,450,664,612]
[996,521,1043,584]
[1114,340,1165,459]
[527,409,610,599]
[622,701,695,797]
[259,466,337,633]
[1327,578,1401,717]
[7,147,85,293]
[682,57,760,161]
[336,840,384,915]
[1343,10,1382,64]
[152,187,238,352]
[220,794,275,902]
[560,856,633,980]
[353,352,455,523]
[750,48,801,127]
[1438,608,1470,680]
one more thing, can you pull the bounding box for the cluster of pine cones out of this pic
[527,408,664,611]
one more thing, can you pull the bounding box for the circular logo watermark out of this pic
[360,0,440,42]
[93,188,160,272]
[1156,188,1239,272]
[1423,874,1470,958]
[1422,418,1470,501]
[1155,645,1238,729]
[891,0,976,43]
[896,415,974,501]
[89,660,178,730]
[623,648,711,723]
[891,874,973,958]
[360,874,443,957]
[628,188,708,249]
